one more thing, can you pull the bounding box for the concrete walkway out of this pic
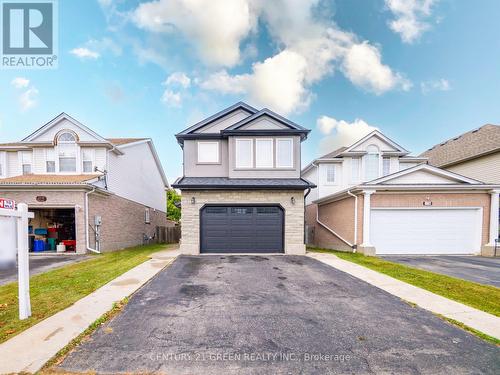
[0,247,180,374]
[307,252,500,340]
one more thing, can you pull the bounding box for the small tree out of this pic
[167,189,181,222]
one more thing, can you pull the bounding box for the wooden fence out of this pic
[156,225,181,244]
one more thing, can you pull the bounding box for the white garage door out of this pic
[371,208,482,255]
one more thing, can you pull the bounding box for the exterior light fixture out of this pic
[191,197,196,204]
[291,197,296,205]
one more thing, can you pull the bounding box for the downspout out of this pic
[85,187,100,254]
[346,190,358,253]
[304,187,311,244]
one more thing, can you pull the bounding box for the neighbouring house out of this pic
[172,102,315,255]
[421,124,500,242]
[0,113,171,254]
[303,130,500,256]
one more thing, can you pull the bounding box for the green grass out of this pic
[308,247,500,317]
[0,243,173,344]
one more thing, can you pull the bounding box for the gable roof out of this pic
[342,130,409,154]
[106,138,148,146]
[22,113,112,144]
[420,124,500,167]
[176,102,258,137]
[224,108,309,133]
[176,102,310,145]
[364,163,484,185]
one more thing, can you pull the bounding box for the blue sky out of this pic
[1,0,499,184]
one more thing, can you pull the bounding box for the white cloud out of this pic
[420,78,450,93]
[317,116,378,154]
[342,42,412,94]
[70,47,100,59]
[161,90,182,107]
[11,77,30,89]
[165,72,191,88]
[98,0,113,7]
[132,0,256,67]
[19,87,39,111]
[385,0,437,43]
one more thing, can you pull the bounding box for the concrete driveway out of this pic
[381,256,500,287]
[0,255,91,286]
[59,255,499,374]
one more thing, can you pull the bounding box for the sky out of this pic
[1,0,499,184]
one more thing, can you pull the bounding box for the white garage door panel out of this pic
[371,208,481,255]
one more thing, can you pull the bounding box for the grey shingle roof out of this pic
[318,146,348,159]
[420,124,500,167]
[172,177,315,189]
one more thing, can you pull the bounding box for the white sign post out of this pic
[17,203,32,320]
[0,201,33,320]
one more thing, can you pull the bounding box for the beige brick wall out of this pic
[88,193,170,252]
[305,204,352,251]
[0,189,87,253]
[179,189,305,254]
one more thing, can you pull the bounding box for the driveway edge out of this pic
[0,248,180,374]
[307,252,500,340]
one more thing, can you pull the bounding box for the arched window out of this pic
[58,132,76,143]
[57,131,77,172]
[364,144,380,181]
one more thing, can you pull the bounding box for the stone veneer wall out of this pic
[179,190,305,255]
[88,193,169,252]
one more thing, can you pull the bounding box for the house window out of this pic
[145,208,151,224]
[21,151,32,175]
[383,157,391,176]
[46,149,55,173]
[276,138,293,168]
[351,157,360,182]
[82,149,94,173]
[364,145,380,181]
[255,139,273,168]
[58,132,77,172]
[235,139,253,168]
[197,141,219,163]
[326,165,336,184]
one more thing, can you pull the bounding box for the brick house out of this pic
[172,102,315,255]
[303,130,500,256]
[0,113,171,254]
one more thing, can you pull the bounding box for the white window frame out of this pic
[351,157,360,183]
[45,149,55,173]
[364,144,380,181]
[20,151,32,175]
[145,208,151,224]
[276,138,294,169]
[325,164,336,185]
[255,138,274,169]
[235,138,253,169]
[82,148,95,174]
[382,156,391,176]
[57,131,78,173]
[197,141,220,164]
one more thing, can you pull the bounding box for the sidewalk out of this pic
[0,247,181,374]
[307,252,500,340]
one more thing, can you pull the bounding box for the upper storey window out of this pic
[234,138,294,169]
[235,139,253,168]
[364,145,380,181]
[58,131,77,172]
[197,141,219,164]
[21,151,32,175]
[276,138,293,168]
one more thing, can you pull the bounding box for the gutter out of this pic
[85,187,100,254]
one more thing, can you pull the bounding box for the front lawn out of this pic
[0,243,174,344]
[308,248,500,317]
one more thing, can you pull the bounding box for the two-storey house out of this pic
[0,113,171,254]
[172,102,315,255]
[303,130,500,257]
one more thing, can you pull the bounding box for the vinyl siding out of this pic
[107,142,167,212]
[33,148,46,173]
[446,152,500,184]
[7,152,19,176]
